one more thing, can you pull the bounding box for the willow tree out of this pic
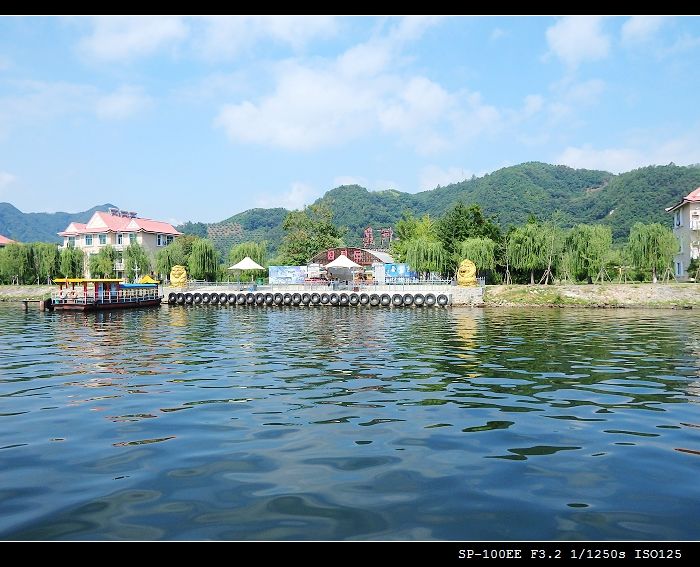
[391,213,438,263]
[59,247,85,278]
[507,223,549,284]
[188,238,219,281]
[565,224,612,283]
[628,222,678,283]
[124,242,151,281]
[88,245,116,278]
[404,238,448,276]
[33,243,60,283]
[457,238,496,273]
[0,243,33,283]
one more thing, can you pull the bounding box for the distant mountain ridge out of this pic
[0,203,116,243]
[4,162,700,251]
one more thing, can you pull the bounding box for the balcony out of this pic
[114,261,125,271]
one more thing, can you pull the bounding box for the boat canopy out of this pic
[120,283,158,289]
[53,278,123,284]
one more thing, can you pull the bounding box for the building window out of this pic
[85,234,93,246]
[676,261,683,277]
[157,234,164,246]
[67,236,75,248]
[675,210,682,227]
[353,250,363,264]
[129,233,136,244]
[166,235,174,245]
[99,234,107,245]
[117,233,123,245]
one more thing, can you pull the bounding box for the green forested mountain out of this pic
[6,162,699,252]
[0,202,116,243]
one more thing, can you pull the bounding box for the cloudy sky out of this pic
[1,16,699,223]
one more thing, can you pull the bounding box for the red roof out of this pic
[685,187,700,202]
[59,211,181,237]
[0,234,15,245]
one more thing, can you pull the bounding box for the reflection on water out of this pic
[1,304,699,540]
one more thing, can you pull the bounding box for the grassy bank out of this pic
[0,285,54,301]
[484,283,700,308]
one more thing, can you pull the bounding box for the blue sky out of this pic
[1,16,699,224]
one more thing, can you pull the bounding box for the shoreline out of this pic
[1,283,698,309]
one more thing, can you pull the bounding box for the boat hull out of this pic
[50,298,163,312]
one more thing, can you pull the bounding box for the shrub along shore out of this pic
[1,283,698,309]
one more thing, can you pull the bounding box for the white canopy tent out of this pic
[228,256,265,282]
[325,254,361,269]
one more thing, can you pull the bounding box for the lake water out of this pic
[1,303,699,540]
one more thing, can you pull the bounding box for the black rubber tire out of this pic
[274,293,284,305]
[360,293,370,305]
[265,293,274,305]
[210,293,219,305]
[349,293,359,305]
[202,293,211,304]
[168,292,177,304]
[413,293,424,306]
[392,293,402,306]
[283,293,292,305]
[403,293,414,306]
[292,293,302,305]
[320,293,330,305]
[369,294,380,306]
[227,293,236,305]
[339,294,349,306]
[237,293,247,305]
[218,293,228,305]
[380,293,391,306]
[329,293,339,305]
[437,294,449,306]
[311,293,321,305]
[255,293,265,305]
[246,293,255,305]
[184,292,194,305]
[425,293,436,306]
[176,292,185,305]
[194,292,203,305]
[301,293,311,305]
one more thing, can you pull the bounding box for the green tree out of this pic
[565,224,613,283]
[88,245,117,278]
[33,243,60,283]
[124,242,151,281]
[188,238,219,281]
[627,222,678,283]
[228,241,268,280]
[437,203,500,254]
[404,238,449,276]
[277,204,344,265]
[457,238,497,273]
[59,247,85,278]
[507,223,550,284]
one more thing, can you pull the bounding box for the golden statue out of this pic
[456,259,477,287]
[170,265,187,288]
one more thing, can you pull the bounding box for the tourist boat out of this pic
[50,278,162,311]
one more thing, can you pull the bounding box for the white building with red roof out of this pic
[666,187,700,280]
[0,234,16,247]
[59,208,182,278]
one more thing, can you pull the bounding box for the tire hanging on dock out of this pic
[283,293,292,305]
[369,294,380,307]
[218,293,228,305]
[349,293,360,306]
[227,293,236,305]
[245,293,255,305]
[292,293,302,305]
[311,293,321,305]
[392,294,402,306]
[168,292,177,304]
[320,293,330,305]
[185,292,194,305]
[380,294,391,306]
[237,293,247,305]
[329,293,339,305]
[437,294,449,306]
[210,293,219,305]
[301,293,311,305]
[176,292,185,305]
[425,293,436,306]
[413,293,424,306]
[202,293,211,304]
[265,293,274,305]
[339,294,349,306]
[360,293,370,306]
[255,293,265,305]
[274,293,284,305]
[403,293,414,306]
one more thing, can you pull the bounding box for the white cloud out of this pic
[419,165,468,190]
[0,170,16,188]
[490,27,507,41]
[194,16,336,61]
[79,16,188,61]
[546,17,610,69]
[545,78,606,124]
[96,86,150,120]
[621,16,665,45]
[256,182,319,210]
[522,94,544,117]
[216,18,499,155]
[557,134,700,173]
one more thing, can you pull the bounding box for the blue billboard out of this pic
[385,263,418,280]
[269,266,307,284]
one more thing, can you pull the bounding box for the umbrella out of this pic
[228,256,265,283]
[228,256,264,271]
[325,254,361,269]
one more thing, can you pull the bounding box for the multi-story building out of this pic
[58,208,182,278]
[666,187,700,281]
